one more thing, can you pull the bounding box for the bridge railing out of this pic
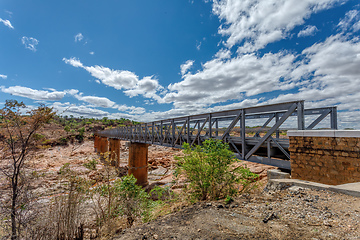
[96,100,337,170]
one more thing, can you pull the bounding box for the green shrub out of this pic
[59,137,68,145]
[90,174,153,228]
[114,175,152,226]
[83,159,98,170]
[33,133,45,140]
[64,125,70,132]
[175,139,258,201]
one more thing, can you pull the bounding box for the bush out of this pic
[175,139,258,201]
[64,125,70,132]
[114,175,152,226]
[89,174,153,229]
[83,159,98,170]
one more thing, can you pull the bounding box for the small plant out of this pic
[64,125,70,132]
[33,133,45,140]
[175,139,258,201]
[58,163,71,175]
[59,137,69,145]
[225,195,233,204]
[83,159,98,170]
[115,174,152,226]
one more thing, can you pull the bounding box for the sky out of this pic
[1,0,360,129]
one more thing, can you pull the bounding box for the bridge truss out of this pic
[96,101,337,170]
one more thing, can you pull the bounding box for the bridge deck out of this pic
[96,101,337,170]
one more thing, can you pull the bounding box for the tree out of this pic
[0,100,55,239]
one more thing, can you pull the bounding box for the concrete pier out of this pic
[99,137,109,159]
[109,138,121,167]
[128,142,149,186]
[94,135,100,153]
[94,135,149,186]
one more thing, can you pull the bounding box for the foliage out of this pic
[64,125,70,132]
[175,139,258,201]
[89,174,152,229]
[83,159,98,170]
[114,175,152,226]
[33,133,45,140]
[0,100,55,239]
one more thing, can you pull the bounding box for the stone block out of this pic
[267,169,291,180]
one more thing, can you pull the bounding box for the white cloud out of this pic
[74,33,84,42]
[1,86,65,101]
[338,9,360,32]
[89,51,94,55]
[266,33,360,114]
[73,94,116,108]
[0,74,7,79]
[180,60,194,76]
[115,105,146,115]
[215,49,231,59]
[62,57,84,68]
[21,37,39,52]
[212,0,345,52]
[63,57,163,101]
[63,89,145,113]
[196,41,202,50]
[0,18,14,29]
[298,25,318,37]
[165,51,296,109]
[51,102,108,118]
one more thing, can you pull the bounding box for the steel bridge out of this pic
[96,101,337,170]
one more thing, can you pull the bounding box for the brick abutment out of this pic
[288,130,360,185]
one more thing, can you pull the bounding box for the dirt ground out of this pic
[1,139,360,240]
[114,187,360,240]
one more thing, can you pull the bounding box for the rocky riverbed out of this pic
[1,140,359,239]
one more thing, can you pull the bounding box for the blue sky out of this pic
[1,0,360,129]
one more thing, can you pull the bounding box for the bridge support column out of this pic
[99,137,109,159]
[128,142,149,186]
[109,139,121,167]
[94,135,100,153]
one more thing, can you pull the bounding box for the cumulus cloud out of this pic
[74,33,84,42]
[73,94,116,108]
[212,0,344,52]
[1,86,65,101]
[63,57,163,101]
[21,37,39,52]
[63,89,145,113]
[298,25,318,37]
[124,76,163,101]
[51,102,109,118]
[0,18,14,29]
[265,33,360,114]
[0,74,7,79]
[165,51,296,108]
[180,60,194,76]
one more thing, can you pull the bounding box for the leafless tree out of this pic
[0,100,55,240]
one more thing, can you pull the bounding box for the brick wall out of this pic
[288,130,360,185]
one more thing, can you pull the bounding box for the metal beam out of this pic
[245,103,297,160]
